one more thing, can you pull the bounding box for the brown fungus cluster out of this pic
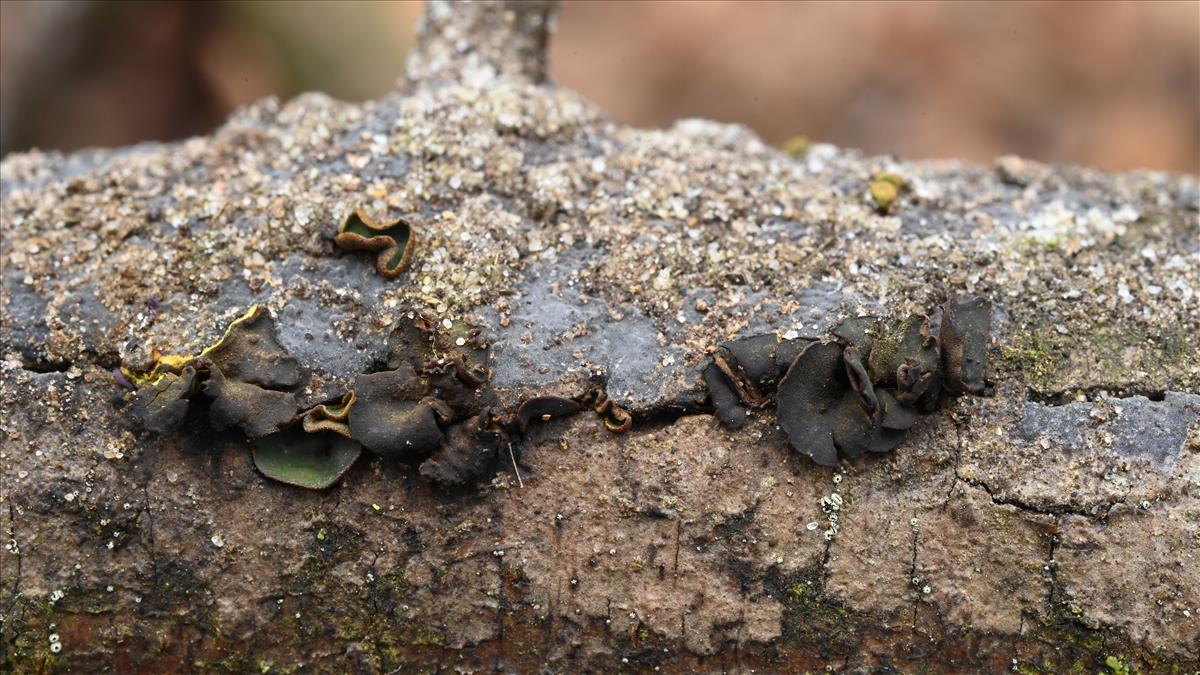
[129,307,302,437]
[128,307,352,487]
[704,296,991,467]
[127,304,628,490]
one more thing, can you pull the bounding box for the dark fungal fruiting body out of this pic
[775,341,850,466]
[334,208,417,278]
[124,308,340,487]
[348,364,452,460]
[130,365,198,434]
[704,334,812,428]
[579,387,633,433]
[865,315,945,412]
[253,428,362,490]
[941,295,991,395]
[204,306,302,388]
[301,391,355,438]
[418,412,504,486]
[123,273,650,490]
[202,362,299,438]
[516,396,581,433]
[705,296,992,466]
[775,342,911,465]
[123,295,991,486]
[126,308,304,440]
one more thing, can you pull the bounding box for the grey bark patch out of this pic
[483,249,691,411]
[215,277,260,312]
[598,310,690,410]
[274,256,394,398]
[0,267,49,361]
[276,296,376,384]
[1020,393,1199,472]
[277,255,392,299]
[1019,401,1091,451]
[1103,392,1200,472]
[779,282,865,338]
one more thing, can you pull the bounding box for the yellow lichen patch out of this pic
[781,135,811,158]
[121,305,262,386]
[868,171,907,214]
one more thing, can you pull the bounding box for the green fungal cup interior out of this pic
[253,428,362,490]
[335,208,417,278]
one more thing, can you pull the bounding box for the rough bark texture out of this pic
[2,2,1198,672]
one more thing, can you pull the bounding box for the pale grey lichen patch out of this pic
[1019,392,1200,473]
[1019,401,1089,451]
[1103,392,1200,472]
[1,266,49,363]
[592,309,691,411]
[275,297,374,405]
[482,248,691,410]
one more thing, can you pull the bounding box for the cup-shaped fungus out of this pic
[729,296,991,467]
[131,365,199,434]
[777,341,863,466]
[515,396,582,434]
[202,363,299,438]
[868,315,944,412]
[347,363,450,459]
[703,334,811,428]
[596,397,633,433]
[334,208,417,278]
[301,391,355,438]
[252,427,362,490]
[941,296,991,395]
[205,306,303,389]
[418,413,503,486]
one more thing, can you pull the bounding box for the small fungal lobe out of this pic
[333,207,417,278]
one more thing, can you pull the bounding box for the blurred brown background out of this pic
[2,1,1197,173]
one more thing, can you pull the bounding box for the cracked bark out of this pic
[2,1,1199,672]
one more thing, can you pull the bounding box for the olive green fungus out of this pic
[580,388,633,433]
[252,427,362,490]
[125,283,990,490]
[204,305,303,388]
[347,364,452,460]
[417,413,503,486]
[515,396,582,433]
[334,207,417,278]
[703,333,811,428]
[202,362,300,439]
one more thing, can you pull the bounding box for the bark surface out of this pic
[2,2,1198,672]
